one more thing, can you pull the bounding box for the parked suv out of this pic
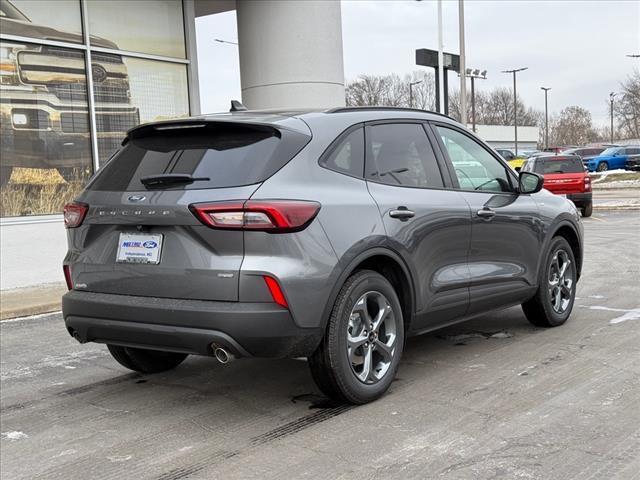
[62,107,583,404]
[521,154,592,217]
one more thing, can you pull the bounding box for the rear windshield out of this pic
[88,123,310,191]
[534,157,584,174]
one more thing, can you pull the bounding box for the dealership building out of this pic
[0,0,345,289]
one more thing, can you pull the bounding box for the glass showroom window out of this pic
[91,56,189,163]
[0,40,92,217]
[87,0,186,59]
[0,0,83,44]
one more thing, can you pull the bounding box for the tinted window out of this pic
[321,127,364,177]
[626,148,640,155]
[436,126,513,192]
[366,123,443,188]
[88,123,310,191]
[533,157,584,174]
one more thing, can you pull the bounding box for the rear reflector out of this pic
[190,200,321,233]
[63,265,73,290]
[63,202,88,228]
[263,275,288,308]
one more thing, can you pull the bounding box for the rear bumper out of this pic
[566,192,592,207]
[62,291,323,358]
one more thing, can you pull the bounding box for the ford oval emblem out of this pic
[128,194,146,202]
[143,241,157,248]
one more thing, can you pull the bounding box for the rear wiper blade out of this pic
[140,174,210,188]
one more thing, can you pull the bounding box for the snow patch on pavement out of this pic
[1,350,108,380]
[1,431,28,441]
[584,305,640,324]
[107,455,132,462]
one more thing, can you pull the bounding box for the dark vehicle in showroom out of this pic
[521,154,592,217]
[62,106,583,404]
[0,0,139,186]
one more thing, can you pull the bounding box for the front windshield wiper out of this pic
[140,174,210,189]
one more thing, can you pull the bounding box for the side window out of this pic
[366,123,443,188]
[436,126,513,193]
[320,127,364,177]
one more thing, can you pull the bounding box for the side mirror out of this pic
[519,171,543,194]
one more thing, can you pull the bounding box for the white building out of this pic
[471,125,540,151]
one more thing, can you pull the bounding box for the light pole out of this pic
[214,38,238,46]
[609,92,617,144]
[464,69,486,132]
[409,80,423,108]
[540,87,551,150]
[458,0,467,124]
[502,67,528,155]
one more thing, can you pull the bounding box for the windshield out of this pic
[600,147,620,156]
[534,157,584,174]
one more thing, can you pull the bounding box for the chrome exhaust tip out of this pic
[212,345,234,364]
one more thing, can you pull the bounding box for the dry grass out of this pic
[1,168,85,216]
[9,168,66,185]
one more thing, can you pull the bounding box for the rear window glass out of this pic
[88,123,310,191]
[534,157,584,174]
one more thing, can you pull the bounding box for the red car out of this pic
[522,155,592,217]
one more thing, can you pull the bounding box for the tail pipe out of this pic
[211,343,235,364]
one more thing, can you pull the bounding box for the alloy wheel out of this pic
[346,291,397,384]
[548,249,573,314]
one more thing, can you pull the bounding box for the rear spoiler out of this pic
[123,119,286,145]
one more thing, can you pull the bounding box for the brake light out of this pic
[263,275,289,308]
[63,202,88,228]
[190,200,321,232]
[63,265,73,290]
[584,175,591,191]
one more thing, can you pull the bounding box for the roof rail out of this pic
[326,106,454,120]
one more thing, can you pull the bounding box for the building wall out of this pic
[471,124,540,151]
[0,0,198,290]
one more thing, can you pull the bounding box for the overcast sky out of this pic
[195,0,639,126]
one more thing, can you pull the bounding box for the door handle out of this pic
[476,207,496,219]
[389,207,415,220]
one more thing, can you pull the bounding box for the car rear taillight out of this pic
[190,200,321,233]
[263,275,289,308]
[584,175,591,191]
[63,265,73,290]
[63,202,88,228]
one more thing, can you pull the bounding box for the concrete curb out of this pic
[0,284,66,321]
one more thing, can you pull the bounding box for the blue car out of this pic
[586,146,640,172]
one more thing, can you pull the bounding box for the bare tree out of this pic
[615,70,640,139]
[345,71,435,109]
[548,106,598,146]
[449,87,540,126]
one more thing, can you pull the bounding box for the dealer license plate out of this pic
[116,233,163,264]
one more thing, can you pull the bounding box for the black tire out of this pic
[308,270,405,404]
[581,202,593,217]
[0,166,12,188]
[107,345,187,373]
[596,161,608,172]
[522,236,577,328]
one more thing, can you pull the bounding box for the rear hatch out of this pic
[73,118,310,301]
[536,156,587,195]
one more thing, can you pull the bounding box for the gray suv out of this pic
[62,107,583,404]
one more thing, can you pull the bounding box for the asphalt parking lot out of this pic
[1,211,639,480]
